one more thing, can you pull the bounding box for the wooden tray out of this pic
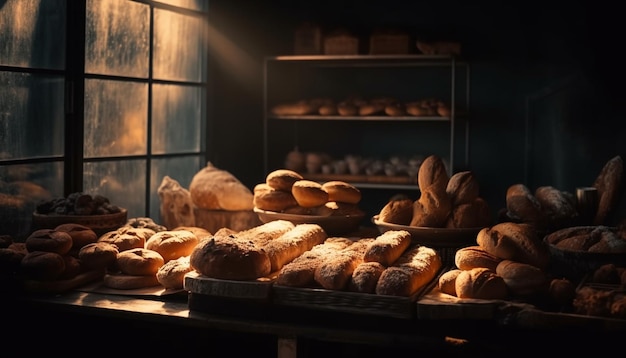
[183,271,274,301]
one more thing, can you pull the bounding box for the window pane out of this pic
[0,162,63,240]
[152,84,203,154]
[84,79,148,158]
[0,72,64,159]
[150,155,201,223]
[85,0,149,77]
[154,9,206,82]
[156,0,207,11]
[84,160,145,219]
[0,0,66,69]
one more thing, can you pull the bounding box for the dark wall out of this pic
[206,0,626,224]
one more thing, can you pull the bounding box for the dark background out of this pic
[205,0,626,224]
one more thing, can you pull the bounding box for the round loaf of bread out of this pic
[20,251,66,281]
[266,169,304,191]
[417,155,449,193]
[190,235,271,280]
[495,259,548,297]
[378,195,414,225]
[455,267,508,300]
[505,183,543,223]
[117,248,164,276]
[292,180,329,208]
[446,171,480,206]
[98,227,154,252]
[78,242,120,270]
[321,181,361,204]
[25,229,73,255]
[103,272,160,289]
[253,186,299,212]
[54,223,98,253]
[438,268,462,296]
[156,255,193,289]
[454,246,502,271]
[145,230,199,262]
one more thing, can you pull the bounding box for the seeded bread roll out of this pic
[348,261,386,293]
[375,245,442,297]
[262,223,327,272]
[25,229,73,255]
[476,222,550,270]
[438,268,462,296]
[446,171,480,206]
[378,195,414,225]
[266,169,304,191]
[496,259,549,297]
[454,246,502,271]
[321,181,361,204]
[455,267,508,300]
[117,248,164,276]
[291,180,329,208]
[363,230,412,266]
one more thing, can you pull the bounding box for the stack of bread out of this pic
[275,229,442,297]
[378,154,491,229]
[437,222,576,306]
[253,169,364,217]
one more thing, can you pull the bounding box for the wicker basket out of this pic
[31,209,128,237]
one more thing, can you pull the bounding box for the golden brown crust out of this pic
[98,227,154,252]
[145,230,199,263]
[476,222,550,270]
[262,223,327,272]
[116,248,165,276]
[455,267,508,299]
[266,169,304,191]
[172,226,212,241]
[78,242,119,271]
[25,229,73,255]
[253,187,299,212]
[438,269,462,296]
[235,220,296,247]
[156,255,192,289]
[375,245,442,296]
[417,155,449,193]
[321,181,361,204]
[314,239,373,290]
[454,245,502,271]
[291,180,329,208]
[348,261,386,293]
[363,230,412,266]
[378,196,414,225]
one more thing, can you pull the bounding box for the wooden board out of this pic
[183,271,274,300]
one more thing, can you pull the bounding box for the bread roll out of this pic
[117,248,165,276]
[495,259,548,297]
[262,223,327,272]
[253,187,299,212]
[314,238,373,290]
[446,171,479,206]
[438,269,462,296]
[417,155,449,193]
[363,230,412,266]
[145,230,199,262]
[291,180,329,208]
[454,246,502,271]
[348,261,386,293]
[534,186,577,226]
[235,219,295,247]
[410,187,451,228]
[98,227,154,252]
[54,223,98,253]
[454,267,508,300]
[20,251,66,281]
[189,162,254,211]
[156,255,193,289]
[476,222,550,270]
[378,195,413,225]
[266,169,304,191]
[505,183,543,223]
[103,273,160,290]
[592,155,623,225]
[321,181,361,204]
[276,237,353,287]
[375,245,442,297]
[25,229,73,255]
[189,235,271,280]
[445,197,491,229]
[78,242,119,271]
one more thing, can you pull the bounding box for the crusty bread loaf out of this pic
[98,227,154,252]
[454,245,502,271]
[253,187,299,212]
[506,183,543,223]
[235,219,295,247]
[262,223,327,272]
[291,180,329,208]
[266,169,304,191]
[417,154,449,193]
[495,259,548,297]
[363,230,412,266]
[446,171,479,206]
[156,255,193,289]
[438,268,462,296]
[592,155,623,225]
[145,230,199,263]
[189,235,271,280]
[476,222,550,270]
[321,181,361,204]
[275,237,353,287]
[455,267,508,300]
[78,242,119,271]
[25,229,73,255]
[189,162,254,211]
[445,197,491,229]
[410,187,451,228]
[348,261,386,293]
[534,185,577,226]
[378,195,413,225]
[375,245,442,297]
[314,238,373,290]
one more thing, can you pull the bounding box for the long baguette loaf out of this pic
[275,237,353,287]
[262,223,327,272]
[363,230,412,266]
[375,245,442,297]
[235,219,295,247]
[314,238,374,290]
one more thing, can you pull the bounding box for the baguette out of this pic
[235,219,295,247]
[348,261,386,293]
[363,230,412,266]
[314,238,374,290]
[375,245,442,296]
[262,223,327,272]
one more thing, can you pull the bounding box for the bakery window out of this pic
[0,0,208,239]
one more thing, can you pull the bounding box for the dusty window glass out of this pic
[84,79,148,158]
[155,0,207,11]
[153,8,206,82]
[150,156,201,221]
[0,72,64,159]
[84,159,146,218]
[0,0,66,69]
[152,84,203,154]
[85,0,149,77]
[0,162,63,239]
